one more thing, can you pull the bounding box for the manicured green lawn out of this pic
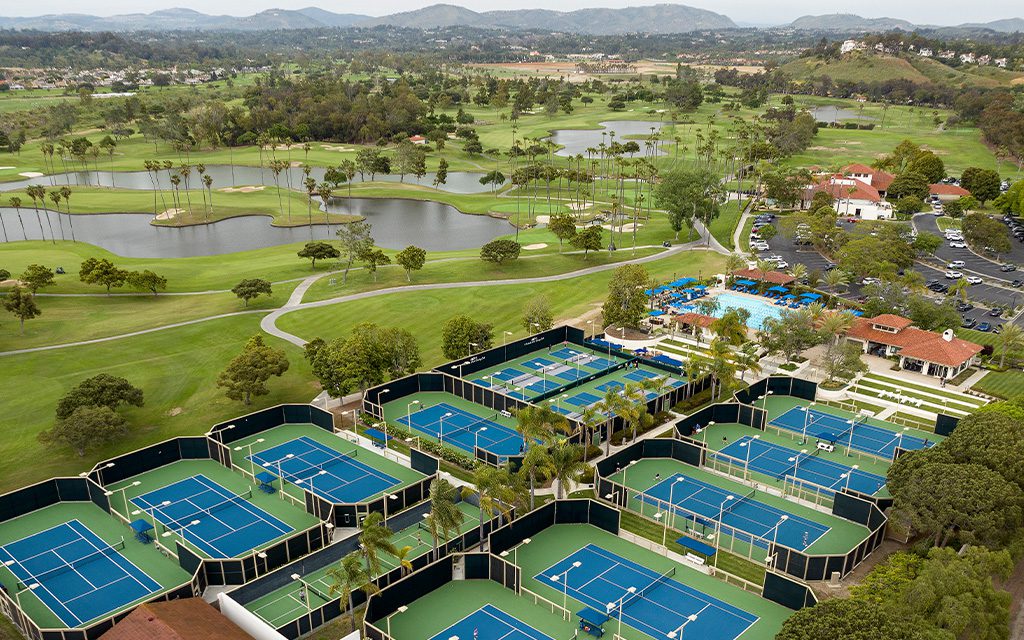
[973,369,1024,399]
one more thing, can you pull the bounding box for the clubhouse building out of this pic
[844,314,983,379]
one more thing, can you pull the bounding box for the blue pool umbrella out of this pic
[648,309,665,316]
[767,285,789,293]
[644,288,655,295]
[735,279,757,286]
[801,292,822,300]
[670,277,697,287]
[693,285,707,290]
[782,294,796,300]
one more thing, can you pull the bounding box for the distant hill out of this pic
[0,3,735,33]
[780,50,1024,88]
[958,17,1024,33]
[361,3,736,33]
[789,14,919,31]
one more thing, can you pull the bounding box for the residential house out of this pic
[929,183,970,202]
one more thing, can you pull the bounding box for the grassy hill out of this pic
[781,51,1024,88]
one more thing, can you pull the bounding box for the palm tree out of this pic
[596,387,626,455]
[196,163,208,219]
[304,176,317,239]
[358,511,398,576]
[549,440,587,499]
[823,269,849,294]
[202,173,213,220]
[317,182,333,236]
[326,551,378,635]
[996,323,1024,369]
[519,445,555,510]
[514,403,569,451]
[724,254,746,285]
[640,375,671,414]
[25,185,52,243]
[47,190,66,241]
[790,263,807,284]
[707,338,738,400]
[393,545,414,576]
[178,164,194,218]
[577,405,604,453]
[169,174,182,214]
[948,277,969,302]
[473,466,518,548]
[8,197,27,240]
[619,383,653,442]
[732,342,763,382]
[427,478,463,561]
[684,358,705,400]
[710,311,748,346]
[819,312,854,346]
[59,185,76,242]
[269,160,287,221]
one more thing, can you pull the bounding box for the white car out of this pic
[949,241,967,248]
[751,241,769,251]
[966,276,983,285]
[945,270,963,279]
[947,261,966,269]
[861,277,880,286]
[774,260,789,269]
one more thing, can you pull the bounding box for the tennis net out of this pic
[302,579,334,603]
[441,413,498,441]
[292,449,357,477]
[163,490,253,530]
[831,413,869,444]
[616,566,676,613]
[722,488,756,516]
[30,538,126,583]
[774,449,816,480]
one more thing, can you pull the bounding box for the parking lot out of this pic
[751,216,1024,330]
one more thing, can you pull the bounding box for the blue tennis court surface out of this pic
[133,474,293,557]
[249,436,399,503]
[538,544,757,640]
[624,369,658,382]
[566,392,602,407]
[0,520,160,627]
[719,436,887,495]
[770,406,934,459]
[430,604,553,640]
[398,402,525,457]
[638,474,830,550]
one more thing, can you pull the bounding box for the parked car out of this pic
[1012,280,1023,288]
[947,261,966,269]
[1000,264,1018,272]
[977,322,992,332]
[961,317,977,329]
[966,276,983,285]
[751,241,769,251]
[988,308,1004,317]
[861,277,880,286]
[949,241,967,248]
[944,270,963,279]
[955,301,974,312]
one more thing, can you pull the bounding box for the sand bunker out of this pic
[18,171,44,178]
[535,215,551,224]
[0,166,15,171]
[602,222,642,232]
[523,243,548,250]
[321,145,355,152]
[154,208,185,221]
[219,185,265,193]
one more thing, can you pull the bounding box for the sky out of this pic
[0,0,1018,24]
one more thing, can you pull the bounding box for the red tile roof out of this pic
[868,314,914,330]
[842,163,875,174]
[929,183,970,196]
[732,268,795,285]
[101,600,251,640]
[839,164,894,191]
[807,176,882,203]
[675,312,716,328]
[846,317,982,367]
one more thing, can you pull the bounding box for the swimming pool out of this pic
[676,292,784,330]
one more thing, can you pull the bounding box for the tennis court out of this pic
[638,474,830,551]
[0,520,160,627]
[248,436,399,503]
[538,544,757,640]
[549,364,686,419]
[132,474,293,558]
[770,406,934,459]
[468,343,630,400]
[431,605,552,640]
[719,436,887,496]
[247,501,481,627]
[398,402,525,457]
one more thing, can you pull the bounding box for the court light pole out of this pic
[767,515,789,567]
[162,519,201,550]
[406,400,421,428]
[386,605,408,638]
[897,427,909,452]
[233,438,265,479]
[666,476,684,532]
[758,391,773,429]
[549,560,582,612]
[377,389,391,418]
[739,435,761,480]
[205,424,235,444]
[667,612,700,639]
[383,493,398,524]
[503,330,513,346]
[844,465,858,492]
[620,460,638,510]
[474,427,488,453]
[787,449,809,480]
[846,418,856,456]
[606,587,636,637]
[498,537,531,566]
[290,574,313,614]
[104,480,141,518]
[95,462,115,486]
[439,412,453,444]
[712,495,735,569]
[554,394,568,413]
[535,361,548,390]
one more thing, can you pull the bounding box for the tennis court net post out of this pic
[722,488,756,516]
[615,566,676,614]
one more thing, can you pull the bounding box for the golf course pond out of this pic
[548,120,668,157]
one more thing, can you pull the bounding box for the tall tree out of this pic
[549,439,587,499]
[231,278,272,307]
[358,512,398,576]
[601,264,649,329]
[336,220,374,283]
[55,373,144,420]
[326,552,378,635]
[127,270,167,295]
[441,315,493,359]
[216,335,290,405]
[297,241,340,269]
[654,168,722,241]
[38,405,127,457]
[426,478,463,562]
[521,295,554,332]
[395,245,427,281]
[3,286,40,334]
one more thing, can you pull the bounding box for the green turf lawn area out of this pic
[379,579,578,640]
[228,422,425,502]
[696,422,892,499]
[708,200,747,250]
[972,369,1024,400]
[761,394,942,455]
[247,500,480,628]
[0,501,191,629]
[104,458,320,559]
[381,391,520,448]
[608,459,869,558]
[278,249,727,365]
[513,524,792,640]
[461,341,631,399]
[0,314,315,491]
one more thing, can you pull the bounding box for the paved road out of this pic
[913,213,1023,280]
